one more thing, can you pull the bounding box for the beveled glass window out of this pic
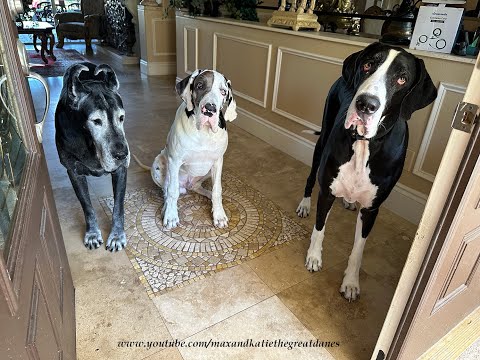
[0,41,27,260]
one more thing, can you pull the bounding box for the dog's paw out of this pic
[342,198,357,211]
[296,197,311,218]
[305,252,322,272]
[340,275,360,302]
[213,207,229,228]
[84,228,103,250]
[106,230,127,252]
[163,206,180,229]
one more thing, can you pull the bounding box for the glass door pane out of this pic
[0,36,27,259]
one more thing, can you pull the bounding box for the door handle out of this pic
[0,41,50,143]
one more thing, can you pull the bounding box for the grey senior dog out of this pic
[55,62,130,251]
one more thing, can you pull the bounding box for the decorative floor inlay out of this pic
[100,172,308,297]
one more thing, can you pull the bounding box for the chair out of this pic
[35,2,53,22]
[55,0,105,49]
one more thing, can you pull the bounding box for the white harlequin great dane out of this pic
[133,69,237,229]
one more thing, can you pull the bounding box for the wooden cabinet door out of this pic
[0,2,76,359]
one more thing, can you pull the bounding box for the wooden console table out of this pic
[17,21,56,64]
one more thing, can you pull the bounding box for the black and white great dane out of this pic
[133,69,237,229]
[55,62,130,251]
[296,42,437,301]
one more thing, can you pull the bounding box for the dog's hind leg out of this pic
[191,173,212,199]
[342,198,357,211]
[67,170,103,249]
[297,137,323,218]
[106,166,128,251]
[340,207,379,301]
[305,191,335,272]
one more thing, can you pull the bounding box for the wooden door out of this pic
[386,55,480,359]
[0,2,76,359]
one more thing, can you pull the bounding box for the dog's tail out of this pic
[131,153,151,171]
[302,129,322,136]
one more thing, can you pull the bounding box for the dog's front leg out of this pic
[211,157,228,228]
[305,191,335,271]
[162,157,181,229]
[67,170,103,249]
[106,165,128,251]
[340,207,379,301]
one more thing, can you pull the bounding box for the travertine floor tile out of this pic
[179,297,335,360]
[246,236,346,294]
[142,347,184,360]
[278,262,395,360]
[152,264,273,340]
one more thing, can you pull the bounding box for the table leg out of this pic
[39,34,48,64]
[47,33,56,61]
[33,34,39,53]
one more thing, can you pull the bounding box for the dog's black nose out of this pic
[112,142,128,160]
[205,103,217,113]
[356,94,380,115]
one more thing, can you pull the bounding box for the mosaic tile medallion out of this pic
[100,172,308,298]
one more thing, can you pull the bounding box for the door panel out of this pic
[0,1,76,359]
[389,54,480,359]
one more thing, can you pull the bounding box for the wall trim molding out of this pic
[212,33,272,108]
[413,82,466,183]
[272,47,343,132]
[235,106,427,224]
[140,59,176,76]
[152,18,176,57]
[183,26,198,75]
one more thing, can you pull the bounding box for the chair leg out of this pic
[56,34,64,48]
[85,36,92,49]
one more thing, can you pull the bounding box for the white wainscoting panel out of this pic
[413,83,466,182]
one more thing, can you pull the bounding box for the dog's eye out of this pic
[93,119,102,126]
[363,62,372,72]
[397,77,406,86]
[196,82,204,89]
[119,115,125,122]
[220,89,227,96]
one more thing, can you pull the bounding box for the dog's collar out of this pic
[350,130,368,141]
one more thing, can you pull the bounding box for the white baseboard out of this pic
[140,60,176,75]
[235,107,427,225]
[236,107,316,166]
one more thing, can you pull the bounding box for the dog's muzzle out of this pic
[199,102,220,132]
[201,102,217,117]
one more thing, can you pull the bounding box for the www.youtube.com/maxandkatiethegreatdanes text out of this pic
[117,339,340,351]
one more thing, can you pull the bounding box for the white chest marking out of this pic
[330,140,378,208]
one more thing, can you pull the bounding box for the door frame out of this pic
[372,54,480,359]
[0,1,43,313]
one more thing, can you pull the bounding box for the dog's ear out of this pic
[342,42,383,88]
[175,70,200,111]
[342,49,363,88]
[65,63,89,105]
[399,58,437,121]
[94,64,119,91]
[223,78,237,122]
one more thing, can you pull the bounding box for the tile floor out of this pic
[34,44,420,360]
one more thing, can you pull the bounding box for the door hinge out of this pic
[451,102,478,133]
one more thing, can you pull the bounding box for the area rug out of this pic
[100,172,309,298]
[27,49,86,77]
